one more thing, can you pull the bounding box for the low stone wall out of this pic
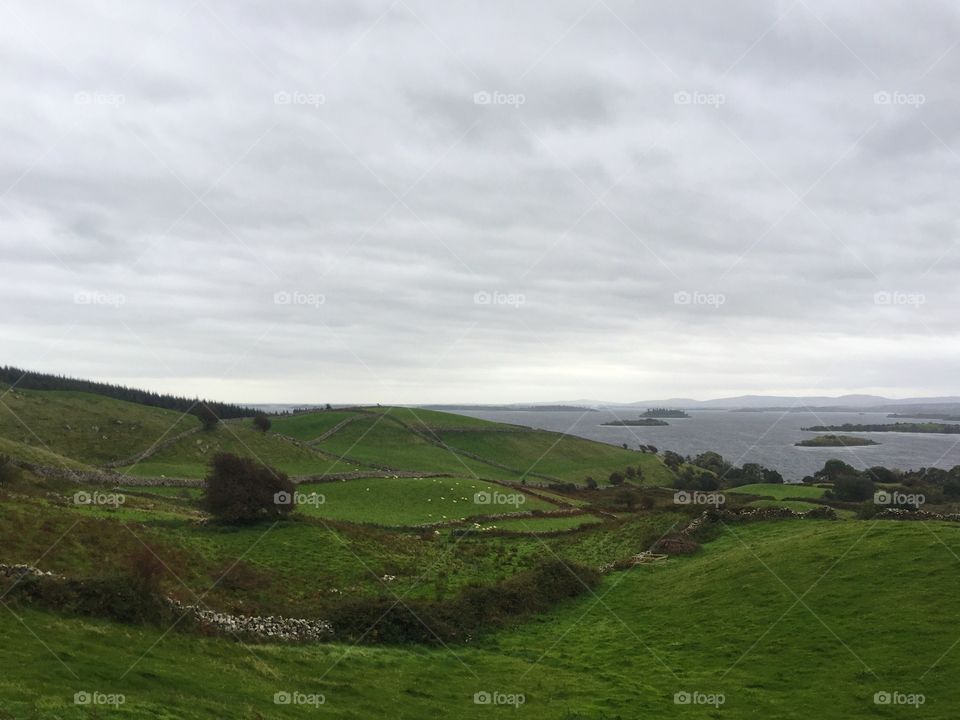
[168,600,333,642]
[680,506,837,536]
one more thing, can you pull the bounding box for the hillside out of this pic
[2,519,958,717]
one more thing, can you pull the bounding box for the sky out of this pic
[2,0,959,404]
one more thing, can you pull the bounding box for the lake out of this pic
[444,408,960,481]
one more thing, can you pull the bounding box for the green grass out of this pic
[295,477,556,526]
[4,519,959,717]
[436,429,672,484]
[727,483,827,499]
[0,436,95,471]
[120,424,343,479]
[315,416,518,478]
[471,514,603,533]
[747,499,823,512]
[269,410,365,441]
[368,406,505,429]
[0,388,198,465]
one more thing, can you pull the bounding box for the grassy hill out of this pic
[0,387,198,465]
[2,519,958,718]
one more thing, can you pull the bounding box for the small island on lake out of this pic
[796,434,879,447]
[602,418,669,427]
[802,422,960,434]
[641,408,690,418]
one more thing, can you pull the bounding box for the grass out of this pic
[0,436,95,471]
[436,429,672,484]
[314,416,519,479]
[0,388,198,465]
[121,423,345,479]
[294,477,556,526]
[4,519,959,717]
[726,482,827,499]
[268,410,365,441]
[471,514,603,533]
[368,406,506,429]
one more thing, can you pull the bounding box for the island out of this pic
[602,418,669,427]
[641,408,690,418]
[795,434,879,447]
[802,422,960,434]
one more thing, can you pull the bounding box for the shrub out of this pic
[200,452,295,523]
[585,477,598,490]
[831,473,874,502]
[0,454,17,484]
[608,471,625,486]
[252,414,272,432]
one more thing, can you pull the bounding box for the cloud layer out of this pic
[3,0,958,403]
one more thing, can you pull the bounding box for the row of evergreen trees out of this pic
[0,366,256,419]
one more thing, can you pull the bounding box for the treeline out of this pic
[0,366,256,419]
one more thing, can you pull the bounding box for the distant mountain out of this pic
[500,395,960,411]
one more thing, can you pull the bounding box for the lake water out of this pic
[444,408,960,481]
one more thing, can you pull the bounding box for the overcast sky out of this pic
[2,0,958,404]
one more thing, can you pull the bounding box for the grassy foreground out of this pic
[3,519,959,718]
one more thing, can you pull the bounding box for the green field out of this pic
[3,520,958,718]
[726,482,828,499]
[314,415,519,479]
[0,388,198,465]
[436,429,671,484]
[294,477,556,526]
[121,423,348,479]
[269,410,365,441]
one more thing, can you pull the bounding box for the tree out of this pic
[815,459,859,483]
[201,453,295,523]
[585,477,598,490]
[625,466,637,479]
[762,468,784,484]
[194,403,220,431]
[831,473,874,502]
[0,454,17,484]
[252,414,272,433]
[608,471,625,486]
[662,451,684,471]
